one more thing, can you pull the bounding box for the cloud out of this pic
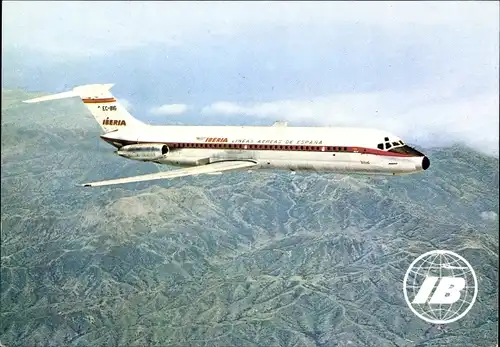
[150,104,188,116]
[2,2,498,55]
[480,211,498,221]
[201,87,499,155]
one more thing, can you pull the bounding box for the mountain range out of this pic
[1,89,498,347]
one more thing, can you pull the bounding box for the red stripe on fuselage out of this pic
[100,137,415,157]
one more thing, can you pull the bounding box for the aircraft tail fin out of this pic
[23,83,146,133]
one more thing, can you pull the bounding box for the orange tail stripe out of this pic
[82,98,116,104]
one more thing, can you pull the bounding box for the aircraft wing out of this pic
[80,160,257,187]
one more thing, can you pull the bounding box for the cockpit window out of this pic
[377,138,408,151]
[388,145,425,157]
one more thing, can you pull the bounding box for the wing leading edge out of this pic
[80,160,258,187]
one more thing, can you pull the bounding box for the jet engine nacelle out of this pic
[116,143,169,161]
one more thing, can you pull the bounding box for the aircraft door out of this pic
[358,148,371,165]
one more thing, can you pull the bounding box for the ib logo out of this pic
[403,250,478,324]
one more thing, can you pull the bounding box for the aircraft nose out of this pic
[422,156,430,170]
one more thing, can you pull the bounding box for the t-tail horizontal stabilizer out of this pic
[22,90,79,103]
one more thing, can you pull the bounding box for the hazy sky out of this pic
[3,1,499,154]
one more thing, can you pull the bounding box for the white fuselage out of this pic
[101,124,430,176]
[22,83,430,187]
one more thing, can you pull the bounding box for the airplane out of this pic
[23,83,430,187]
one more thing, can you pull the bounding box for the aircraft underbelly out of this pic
[153,149,414,174]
